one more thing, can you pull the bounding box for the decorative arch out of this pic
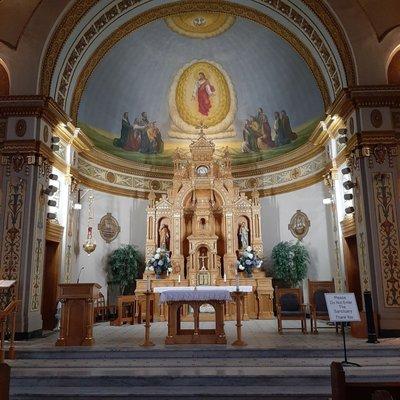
[0,59,10,95]
[387,47,400,84]
[39,0,356,114]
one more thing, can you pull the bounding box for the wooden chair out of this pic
[94,292,107,322]
[275,287,307,334]
[308,279,338,334]
[110,295,144,326]
[331,362,400,400]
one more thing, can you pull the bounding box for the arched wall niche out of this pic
[38,0,356,114]
[387,47,400,84]
[0,58,10,95]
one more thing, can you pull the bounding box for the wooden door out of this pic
[41,240,60,330]
[343,235,362,310]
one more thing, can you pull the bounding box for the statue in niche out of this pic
[159,224,170,250]
[239,221,250,249]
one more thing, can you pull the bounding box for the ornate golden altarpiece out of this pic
[136,132,273,320]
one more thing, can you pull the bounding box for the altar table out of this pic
[156,287,250,345]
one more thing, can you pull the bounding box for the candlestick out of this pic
[146,275,150,292]
[235,269,239,292]
[223,273,227,283]
[178,275,181,284]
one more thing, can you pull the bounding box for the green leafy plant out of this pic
[107,245,144,295]
[271,241,309,287]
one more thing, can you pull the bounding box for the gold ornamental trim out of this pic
[40,0,356,103]
[165,12,235,38]
[69,1,331,123]
[81,169,326,199]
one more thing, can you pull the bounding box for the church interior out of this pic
[0,0,400,399]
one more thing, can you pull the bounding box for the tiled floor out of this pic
[16,319,400,350]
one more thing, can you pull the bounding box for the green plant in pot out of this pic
[107,244,144,295]
[271,241,309,287]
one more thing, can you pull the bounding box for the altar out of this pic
[155,286,251,344]
[136,131,274,320]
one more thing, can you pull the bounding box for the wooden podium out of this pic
[56,283,101,346]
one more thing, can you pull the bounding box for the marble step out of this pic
[15,346,400,359]
[8,357,400,369]
[10,384,332,399]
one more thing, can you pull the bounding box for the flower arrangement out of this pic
[146,248,172,277]
[236,246,263,277]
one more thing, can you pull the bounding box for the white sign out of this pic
[325,293,361,322]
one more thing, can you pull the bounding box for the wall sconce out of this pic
[341,167,351,175]
[43,185,58,196]
[343,180,356,190]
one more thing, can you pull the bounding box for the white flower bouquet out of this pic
[146,248,172,277]
[236,246,262,277]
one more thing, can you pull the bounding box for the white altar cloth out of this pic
[154,285,253,294]
[159,289,232,303]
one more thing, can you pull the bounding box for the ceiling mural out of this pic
[77,13,324,167]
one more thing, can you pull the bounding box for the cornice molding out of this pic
[328,86,400,119]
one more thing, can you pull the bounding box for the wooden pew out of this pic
[331,362,400,400]
[0,363,10,400]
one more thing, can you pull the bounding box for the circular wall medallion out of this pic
[15,119,26,137]
[290,167,301,180]
[98,213,120,243]
[150,180,161,191]
[43,125,49,143]
[106,171,116,183]
[370,109,383,128]
[288,210,311,241]
[349,116,354,135]
[246,177,259,189]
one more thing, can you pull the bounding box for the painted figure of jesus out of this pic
[192,72,215,116]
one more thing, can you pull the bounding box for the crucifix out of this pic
[199,252,208,270]
[195,121,208,137]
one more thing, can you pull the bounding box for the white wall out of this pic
[260,182,336,282]
[75,189,147,296]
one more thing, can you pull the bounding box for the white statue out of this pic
[239,222,249,249]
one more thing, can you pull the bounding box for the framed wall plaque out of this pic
[98,213,120,243]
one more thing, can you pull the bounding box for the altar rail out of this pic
[331,362,400,399]
[0,300,19,363]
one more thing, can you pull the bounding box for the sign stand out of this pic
[340,321,360,367]
[325,293,361,367]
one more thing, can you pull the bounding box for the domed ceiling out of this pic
[78,12,324,167]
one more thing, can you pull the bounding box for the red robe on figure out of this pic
[195,79,215,116]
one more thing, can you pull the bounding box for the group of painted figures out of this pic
[114,112,164,154]
[242,108,297,153]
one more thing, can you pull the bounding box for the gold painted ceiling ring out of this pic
[165,12,236,38]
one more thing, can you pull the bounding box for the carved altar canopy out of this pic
[145,132,263,284]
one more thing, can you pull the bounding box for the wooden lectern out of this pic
[56,283,101,346]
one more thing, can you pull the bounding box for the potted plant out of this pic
[271,241,309,287]
[145,248,172,278]
[107,244,144,295]
[236,246,263,278]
